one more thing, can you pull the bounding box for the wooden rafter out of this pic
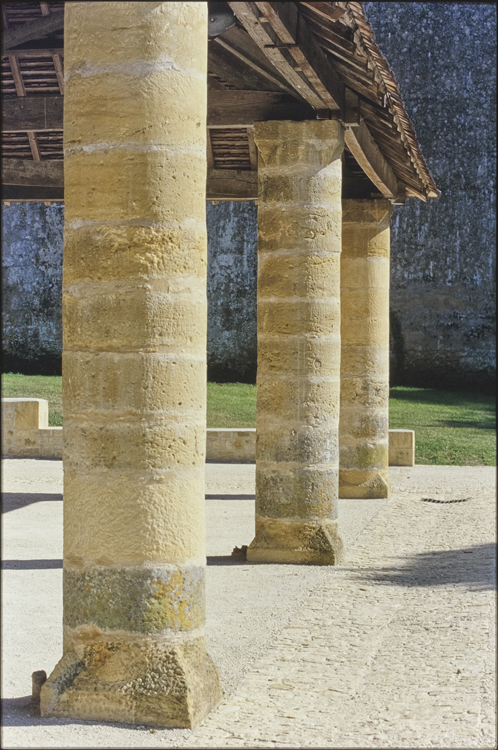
[26,131,41,161]
[213,37,295,95]
[52,52,64,94]
[255,2,344,110]
[8,55,26,96]
[2,10,64,50]
[344,120,401,200]
[3,91,314,132]
[246,127,258,170]
[206,130,214,169]
[2,159,259,201]
[228,2,327,110]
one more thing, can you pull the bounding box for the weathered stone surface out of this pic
[340,199,391,499]
[41,636,221,728]
[249,120,344,565]
[207,201,257,383]
[364,2,496,393]
[1,203,63,375]
[41,1,221,727]
[247,517,343,565]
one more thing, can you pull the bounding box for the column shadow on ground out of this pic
[2,559,62,570]
[1,493,62,513]
[205,494,255,500]
[1,696,187,731]
[348,543,496,591]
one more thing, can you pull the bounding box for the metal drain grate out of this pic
[420,497,470,504]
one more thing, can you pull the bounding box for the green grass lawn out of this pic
[2,374,495,466]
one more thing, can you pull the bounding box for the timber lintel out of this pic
[344,120,401,201]
[2,12,64,50]
[2,161,259,201]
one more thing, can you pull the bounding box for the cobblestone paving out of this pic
[183,468,496,748]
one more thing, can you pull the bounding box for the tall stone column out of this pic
[339,199,392,498]
[247,120,344,565]
[41,2,222,728]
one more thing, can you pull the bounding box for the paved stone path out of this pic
[1,463,495,748]
[183,467,496,748]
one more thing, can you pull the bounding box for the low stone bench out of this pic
[2,398,63,459]
[388,428,415,467]
[1,399,415,466]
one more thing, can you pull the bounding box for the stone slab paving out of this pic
[183,466,496,749]
[1,462,495,748]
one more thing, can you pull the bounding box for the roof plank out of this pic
[2,11,64,50]
[344,120,400,199]
[255,1,344,110]
[228,1,326,110]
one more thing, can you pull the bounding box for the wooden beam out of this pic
[207,89,315,126]
[228,2,326,110]
[3,90,314,133]
[299,2,347,22]
[255,2,344,110]
[2,185,64,201]
[207,169,258,200]
[52,52,64,94]
[2,47,64,57]
[27,131,41,161]
[344,120,400,200]
[2,158,63,187]
[2,160,258,201]
[8,55,26,97]
[246,127,258,169]
[206,130,214,169]
[2,97,63,132]
[213,36,295,95]
[2,11,64,50]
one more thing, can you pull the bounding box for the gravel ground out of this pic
[1,460,495,748]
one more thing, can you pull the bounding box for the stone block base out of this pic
[40,635,222,728]
[339,469,390,498]
[389,429,415,466]
[247,516,343,565]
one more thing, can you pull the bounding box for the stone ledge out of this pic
[1,400,415,466]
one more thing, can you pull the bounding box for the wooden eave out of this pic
[2,1,438,204]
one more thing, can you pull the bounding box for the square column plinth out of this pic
[340,199,392,498]
[248,120,345,565]
[40,2,222,728]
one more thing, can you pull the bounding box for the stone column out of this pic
[41,2,222,728]
[247,120,344,565]
[339,199,392,498]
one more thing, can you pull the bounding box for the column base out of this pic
[339,469,390,499]
[247,516,343,565]
[40,635,222,728]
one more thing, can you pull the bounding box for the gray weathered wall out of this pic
[206,201,257,382]
[364,2,496,392]
[2,202,64,375]
[2,3,496,390]
[2,200,258,381]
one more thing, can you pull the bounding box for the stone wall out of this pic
[364,2,496,392]
[2,200,258,382]
[2,3,496,391]
[206,200,257,382]
[2,202,64,375]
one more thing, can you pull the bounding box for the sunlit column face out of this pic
[248,119,344,566]
[41,2,222,728]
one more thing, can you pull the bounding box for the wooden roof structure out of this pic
[1,1,439,204]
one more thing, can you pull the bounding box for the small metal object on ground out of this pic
[420,497,470,504]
